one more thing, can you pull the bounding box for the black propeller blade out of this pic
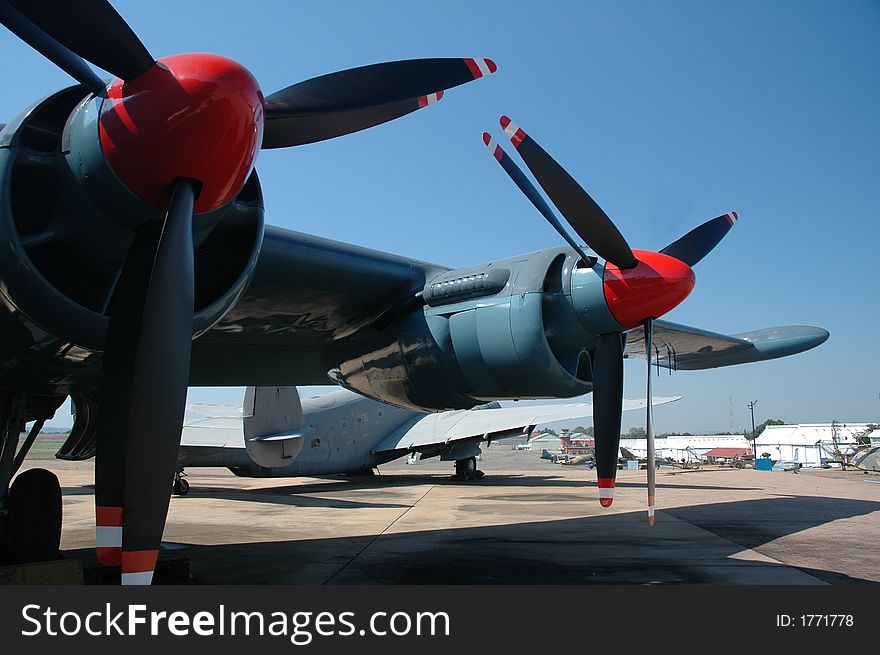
[262,58,496,148]
[482,132,594,264]
[2,0,153,82]
[592,332,625,507]
[644,318,656,526]
[94,178,196,584]
[660,212,738,267]
[0,0,107,95]
[499,116,638,269]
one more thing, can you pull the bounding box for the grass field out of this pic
[22,436,68,460]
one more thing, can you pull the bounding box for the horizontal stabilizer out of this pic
[249,426,315,442]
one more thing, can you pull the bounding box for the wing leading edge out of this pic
[623,320,829,371]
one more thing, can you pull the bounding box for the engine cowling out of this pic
[0,85,265,395]
[332,247,625,411]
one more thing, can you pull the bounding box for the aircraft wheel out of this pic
[5,468,62,564]
[173,478,190,496]
[454,457,477,481]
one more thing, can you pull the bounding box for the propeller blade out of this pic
[592,332,625,507]
[0,1,107,95]
[482,133,594,264]
[94,178,195,584]
[262,57,496,148]
[660,212,739,267]
[3,0,153,82]
[499,116,638,269]
[644,318,656,526]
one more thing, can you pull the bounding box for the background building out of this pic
[754,423,878,467]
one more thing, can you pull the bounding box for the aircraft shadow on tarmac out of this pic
[60,474,762,506]
[64,494,874,586]
[171,485,413,510]
[664,495,880,552]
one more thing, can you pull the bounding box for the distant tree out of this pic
[571,425,594,436]
[752,418,785,439]
[658,432,692,437]
[714,432,734,436]
[625,426,647,439]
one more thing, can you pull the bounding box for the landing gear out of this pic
[0,391,65,565]
[5,468,62,564]
[172,468,189,496]
[453,456,484,481]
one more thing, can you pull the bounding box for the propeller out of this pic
[2,1,495,583]
[660,212,738,266]
[0,0,110,95]
[592,332,625,508]
[482,133,593,264]
[483,116,740,510]
[264,58,496,148]
[644,318,656,526]
[498,116,637,269]
[94,178,195,584]
[1,0,154,82]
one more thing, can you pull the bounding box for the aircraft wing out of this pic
[371,396,680,454]
[189,226,444,385]
[180,405,245,448]
[623,320,829,371]
[186,403,243,419]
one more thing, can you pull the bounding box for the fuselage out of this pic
[178,389,422,476]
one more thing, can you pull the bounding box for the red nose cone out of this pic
[603,249,695,329]
[99,54,264,214]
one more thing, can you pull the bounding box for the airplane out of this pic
[852,446,880,473]
[0,2,828,584]
[172,386,682,491]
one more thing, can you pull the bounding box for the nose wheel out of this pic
[172,469,189,496]
[453,457,484,481]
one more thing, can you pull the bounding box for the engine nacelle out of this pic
[332,247,624,411]
[0,86,265,395]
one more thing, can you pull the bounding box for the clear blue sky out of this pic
[4,1,877,432]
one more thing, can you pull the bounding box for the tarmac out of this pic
[23,449,880,584]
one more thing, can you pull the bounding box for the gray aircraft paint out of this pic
[179,389,421,476]
[177,387,681,478]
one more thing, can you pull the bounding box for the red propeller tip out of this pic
[96,505,123,566]
[597,477,615,508]
[648,515,655,527]
[96,548,122,566]
[726,211,739,225]
[465,58,496,78]
[482,133,503,161]
[499,116,526,148]
[417,90,444,108]
[121,549,159,586]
